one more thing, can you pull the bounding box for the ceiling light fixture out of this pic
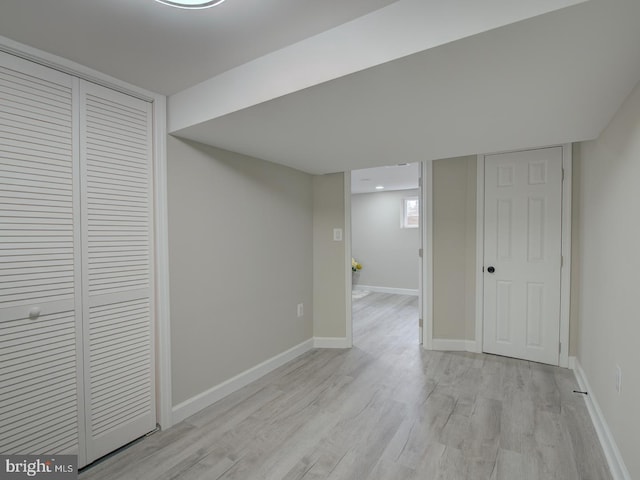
[375,185,385,190]
[155,0,225,9]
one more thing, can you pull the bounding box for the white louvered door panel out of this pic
[0,52,85,464]
[79,80,155,464]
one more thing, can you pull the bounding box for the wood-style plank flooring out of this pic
[81,292,612,480]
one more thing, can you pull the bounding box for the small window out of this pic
[402,196,419,228]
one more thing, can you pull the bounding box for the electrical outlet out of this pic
[333,228,343,241]
[615,365,622,394]
[297,303,304,318]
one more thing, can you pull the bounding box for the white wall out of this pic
[432,157,476,340]
[313,174,347,340]
[573,81,640,479]
[351,189,419,291]
[167,137,313,406]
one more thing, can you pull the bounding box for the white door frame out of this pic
[422,160,434,349]
[475,144,572,367]
[0,36,174,428]
[344,172,353,347]
[345,164,427,347]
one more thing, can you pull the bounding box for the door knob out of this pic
[487,266,495,273]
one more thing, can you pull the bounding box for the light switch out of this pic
[333,228,343,241]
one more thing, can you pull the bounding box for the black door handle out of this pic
[487,266,495,273]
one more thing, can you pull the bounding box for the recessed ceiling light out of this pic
[155,0,225,9]
[375,185,385,190]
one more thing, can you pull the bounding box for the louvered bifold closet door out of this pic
[79,80,155,463]
[0,52,85,463]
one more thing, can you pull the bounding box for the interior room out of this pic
[0,1,639,479]
[350,163,421,348]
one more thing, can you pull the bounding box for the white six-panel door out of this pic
[483,147,563,365]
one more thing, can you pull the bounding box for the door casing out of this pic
[345,164,425,346]
[421,160,433,348]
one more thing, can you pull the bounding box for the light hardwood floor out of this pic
[80,292,612,480]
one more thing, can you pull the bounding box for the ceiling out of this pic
[1,0,639,176]
[351,163,420,194]
[171,0,640,174]
[0,0,398,95]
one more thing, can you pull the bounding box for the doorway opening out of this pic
[349,163,422,349]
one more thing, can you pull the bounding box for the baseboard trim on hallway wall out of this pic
[172,338,314,425]
[314,337,351,348]
[572,359,631,480]
[353,285,419,296]
[431,338,477,352]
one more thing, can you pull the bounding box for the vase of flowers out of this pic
[351,258,362,272]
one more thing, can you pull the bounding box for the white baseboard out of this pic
[172,338,314,424]
[572,359,631,480]
[314,337,351,348]
[353,285,419,296]
[431,338,477,352]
